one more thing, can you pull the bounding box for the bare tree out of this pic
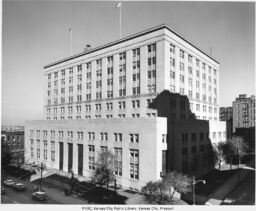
[230,136,248,162]
[93,150,116,190]
[212,142,225,171]
[164,172,192,201]
[142,171,192,204]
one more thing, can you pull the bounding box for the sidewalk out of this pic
[206,165,253,205]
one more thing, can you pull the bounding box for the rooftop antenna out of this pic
[210,46,212,56]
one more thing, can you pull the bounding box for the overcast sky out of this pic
[2,1,255,126]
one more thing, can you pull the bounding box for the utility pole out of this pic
[237,147,240,183]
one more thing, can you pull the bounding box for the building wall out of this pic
[25,118,167,190]
[232,94,255,132]
[1,131,25,162]
[167,119,213,178]
[208,120,226,144]
[219,107,233,121]
[44,25,219,122]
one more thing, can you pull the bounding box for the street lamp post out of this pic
[192,177,206,205]
[40,162,43,191]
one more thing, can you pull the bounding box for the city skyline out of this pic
[2,1,255,125]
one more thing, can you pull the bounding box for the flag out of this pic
[69,28,72,32]
[116,2,121,8]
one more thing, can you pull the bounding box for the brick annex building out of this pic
[25,24,226,190]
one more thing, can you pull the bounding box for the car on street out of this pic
[221,199,236,205]
[1,186,6,195]
[31,191,48,201]
[13,183,26,191]
[3,179,15,187]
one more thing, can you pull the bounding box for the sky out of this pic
[1,0,255,126]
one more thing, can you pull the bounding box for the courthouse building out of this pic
[25,24,226,190]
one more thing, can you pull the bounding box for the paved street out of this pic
[206,159,255,205]
[1,186,60,204]
[224,170,255,205]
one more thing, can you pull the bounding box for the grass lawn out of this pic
[5,165,34,180]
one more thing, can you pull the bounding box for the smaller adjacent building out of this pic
[1,130,25,163]
[25,91,226,190]
[232,94,255,132]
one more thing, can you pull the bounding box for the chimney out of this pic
[84,44,91,52]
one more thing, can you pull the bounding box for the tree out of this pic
[212,142,225,171]
[164,172,192,201]
[220,140,236,170]
[93,150,116,190]
[1,142,12,180]
[221,136,249,170]
[142,171,192,204]
[230,136,248,162]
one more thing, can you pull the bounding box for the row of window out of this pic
[46,98,154,115]
[182,132,207,145]
[47,44,157,103]
[31,141,139,180]
[48,112,158,120]
[170,43,217,75]
[31,131,140,143]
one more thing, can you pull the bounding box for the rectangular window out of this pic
[170,44,175,53]
[191,133,196,143]
[129,134,139,143]
[180,50,184,59]
[130,149,139,179]
[114,133,122,142]
[114,148,122,176]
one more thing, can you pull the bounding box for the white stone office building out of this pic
[25,24,226,190]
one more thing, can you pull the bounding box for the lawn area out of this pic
[80,186,128,204]
[4,165,35,180]
[33,173,127,204]
[195,168,237,196]
[33,173,188,205]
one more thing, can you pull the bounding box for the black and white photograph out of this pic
[1,0,255,209]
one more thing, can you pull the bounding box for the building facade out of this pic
[1,130,25,163]
[25,24,226,190]
[44,24,219,122]
[219,107,232,121]
[232,94,255,132]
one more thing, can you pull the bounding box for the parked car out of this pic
[13,183,25,191]
[3,179,15,187]
[1,187,6,195]
[31,191,48,201]
[221,199,236,205]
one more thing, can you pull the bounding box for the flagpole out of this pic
[69,28,73,56]
[119,3,122,39]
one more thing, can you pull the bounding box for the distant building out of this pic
[1,130,25,163]
[232,94,255,132]
[1,126,24,132]
[219,107,233,139]
[219,107,232,121]
[25,24,226,190]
